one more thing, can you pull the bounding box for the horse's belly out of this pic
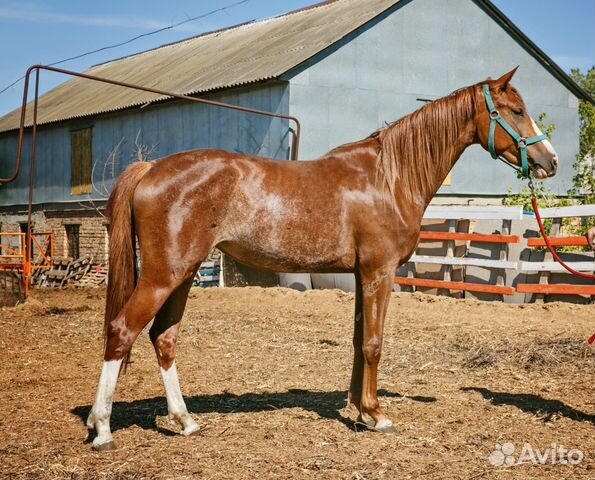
[217,234,355,273]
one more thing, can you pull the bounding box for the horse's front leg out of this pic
[351,267,395,433]
[348,271,364,407]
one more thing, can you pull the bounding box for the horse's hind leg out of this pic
[87,279,180,450]
[149,278,199,436]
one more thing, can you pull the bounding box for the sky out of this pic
[0,0,593,117]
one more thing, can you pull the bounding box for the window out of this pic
[71,127,93,195]
[65,224,80,259]
[442,172,452,186]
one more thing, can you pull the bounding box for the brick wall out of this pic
[1,208,109,264]
[44,210,109,263]
[1,206,223,269]
[0,211,46,256]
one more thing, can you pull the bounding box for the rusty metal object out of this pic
[0,232,53,299]
[1,64,301,184]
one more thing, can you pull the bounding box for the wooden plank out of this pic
[527,236,589,247]
[48,269,67,277]
[199,261,220,269]
[497,219,511,288]
[0,263,23,271]
[423,205,523,220]
[198,274,219,282]
[70,128,92,195]
[534,204,595,219]
[440,219,456,295]
[519,261,595,272]
[535,217,561,304]
[516,283,595,295]
[408,255,517,269]
[395,277,515,295]
[419,231,520,244]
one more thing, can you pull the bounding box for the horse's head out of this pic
[476,67,558,179]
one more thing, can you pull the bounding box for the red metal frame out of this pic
[0,232,53,297]
[0,65,302,298]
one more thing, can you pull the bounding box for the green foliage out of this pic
[503,183,559,212]
[567,67,595,236]
[568,67,595,204]
[503,183,562,235]
[536,112,556,140]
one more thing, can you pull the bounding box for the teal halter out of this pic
[482,84,547,178]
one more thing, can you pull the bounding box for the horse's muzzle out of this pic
[532,154,558,179]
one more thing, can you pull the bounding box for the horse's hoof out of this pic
[374,419,396,434]
[181,423,200,437]
[92,440,117,451]
[356,415,395,434]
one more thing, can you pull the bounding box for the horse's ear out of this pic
[493,66,519,91]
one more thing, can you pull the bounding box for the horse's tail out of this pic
[104,161,153,367]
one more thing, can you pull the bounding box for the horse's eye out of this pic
[513,108,524,117]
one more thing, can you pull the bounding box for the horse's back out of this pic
[131,148,388,272]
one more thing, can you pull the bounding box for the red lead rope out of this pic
[530,195,595,345]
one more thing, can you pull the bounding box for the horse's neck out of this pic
[388,94,477,207]
[419,120,476,202]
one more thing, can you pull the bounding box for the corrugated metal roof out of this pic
[2,0,591,134]
[0,0,400,133]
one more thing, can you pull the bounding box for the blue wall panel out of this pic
[0,82,289,206]
[286,0,581,196]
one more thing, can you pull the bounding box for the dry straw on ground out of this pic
[1,287,594,479]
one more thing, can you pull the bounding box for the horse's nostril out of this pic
[552,156,559,168]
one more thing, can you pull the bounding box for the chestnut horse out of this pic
[87,68,558,449]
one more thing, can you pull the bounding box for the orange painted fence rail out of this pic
[526,236,588,248]
[516,204,595,300]
[394,204,595,300]
[394,206,522,297]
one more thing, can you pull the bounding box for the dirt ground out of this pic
[1,287,595,479]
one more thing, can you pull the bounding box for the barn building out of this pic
[0,0,592,286]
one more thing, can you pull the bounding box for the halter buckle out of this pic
[518,138,526,148]
[489,110,499,119]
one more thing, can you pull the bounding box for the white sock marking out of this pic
[160,362,199,435]
[87,359,122,447]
